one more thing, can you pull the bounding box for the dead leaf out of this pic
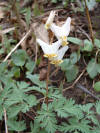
[39,60,47,81]
[32,23,49,44]
[0,7,4,19]
[39,68,47,81]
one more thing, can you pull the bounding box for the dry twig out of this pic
[63,68,86,92]
[84,0,94,45]
[3,30,31,62]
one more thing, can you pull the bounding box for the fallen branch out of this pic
[77,83,100,100]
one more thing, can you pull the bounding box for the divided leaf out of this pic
[27,74,46,88]
[7,119,26,131]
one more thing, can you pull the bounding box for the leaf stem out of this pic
[84,0,94,45]
[46,60,50,107]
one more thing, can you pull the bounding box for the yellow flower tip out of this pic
[44,53,57,58]
[62,41,69,46]
[60,36,67,41]
[60,36,69,46]
[50,60,63,65]
[45,23,51,30]
[63,36,67,41]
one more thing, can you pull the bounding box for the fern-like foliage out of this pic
[30,121,47,133]
[60,118,92,133]
[52,97,83,119]
[7,118,26,131]
[35,103,58,133]
[1,58,100,133]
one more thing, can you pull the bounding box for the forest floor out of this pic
[0,0,100,132]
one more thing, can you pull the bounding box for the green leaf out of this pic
[20,103,30,113]
[12,50,28,66]
[25,95,38,107]
[27,74,46,88]
[79,103,93,114]
[3,35,17,53]
[95,39,100,48]
[17,81,30,90]
[0,62,7,74]
[33,3,41,16]
[48,89,63,100]
[81,39,93,52]
[0,75,15,89]
[87,58,98,78]
[11,67,20,78]
[7,119,26,131]
[51,0,57,3]
[0,48,4,54]
[36,103,58,133]
[87,115,99,125]
[25,7,31,27]
[53,97,68,118]
[96,101,100,115]
[60,59,73,71]
[30,121,47,133]
[60,118,91,133]
[68,37,82,45]
[85,0,97,11]
[96,63,100,73]
[27,86,46,95]
[70,52,80,64]
[25,60,35,74]
[65,65,78,82]
[0,105,3,120]
[94,82,100,92]
[8,105,23,118]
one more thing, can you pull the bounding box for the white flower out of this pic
[50,46,69,65]
[45,11,56,30]
[36,38,61,59]
[50,17,71,46]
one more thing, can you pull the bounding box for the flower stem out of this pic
[46,60,50,106]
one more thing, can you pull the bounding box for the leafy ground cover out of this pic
[0,0,100,133]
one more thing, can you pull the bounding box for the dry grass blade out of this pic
[0,27,15,34]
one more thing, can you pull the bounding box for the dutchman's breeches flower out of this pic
[50,46,69,65]
[45,11,56,30]
[37,12,71,65]
[50,17,71,46]
[36,39,61,60]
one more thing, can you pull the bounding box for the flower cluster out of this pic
[36,11,71,65]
